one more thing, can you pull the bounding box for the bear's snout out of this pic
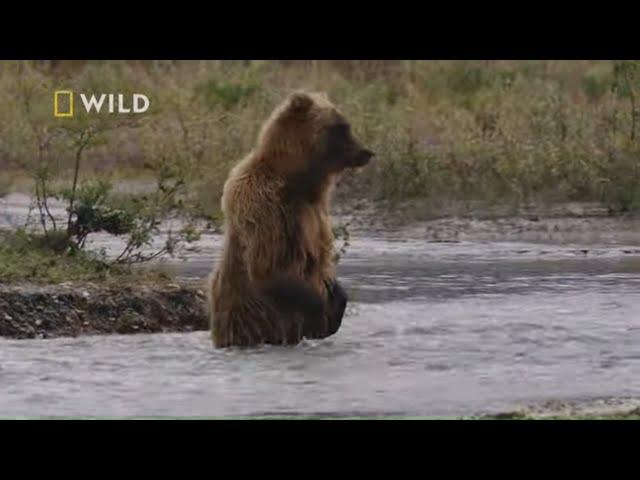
[353,148,374,167]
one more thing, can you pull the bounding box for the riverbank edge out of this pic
[0,281,208,339]
[333,199,640,244]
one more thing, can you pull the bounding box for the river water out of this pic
[1,193,640,417]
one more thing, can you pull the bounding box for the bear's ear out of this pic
[287,92,313,116]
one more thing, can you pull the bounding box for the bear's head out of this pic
[257,91,374,175]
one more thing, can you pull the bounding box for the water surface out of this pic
[2,231,639,417]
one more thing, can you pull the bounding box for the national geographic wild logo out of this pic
[53,91,150,117]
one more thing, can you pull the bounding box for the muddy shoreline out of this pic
[4,191,640,245]
[0,282,208,340]
[333,199,640,244]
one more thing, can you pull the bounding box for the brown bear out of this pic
[208,91,373,348]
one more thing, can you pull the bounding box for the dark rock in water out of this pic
[0,283,208,340]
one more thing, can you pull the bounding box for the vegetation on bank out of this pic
[1,60,639,221]
[0,229,171,284]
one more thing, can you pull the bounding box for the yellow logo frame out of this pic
[54,90,74,117]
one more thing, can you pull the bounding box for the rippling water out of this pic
[2,193,640,417]
[2,238,640,417]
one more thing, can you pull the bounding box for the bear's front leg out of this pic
[263,276,326,322]
[325,279,348,336]
[302,279,348,339]
[259,276,325,345]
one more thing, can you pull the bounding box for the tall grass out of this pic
[1,60,639,220]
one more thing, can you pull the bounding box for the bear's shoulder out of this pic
[222,157,285,225]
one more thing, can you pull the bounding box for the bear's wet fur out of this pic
[208,91,373,347]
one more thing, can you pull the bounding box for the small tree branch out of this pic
[34,181,48,234]
[40,174,57,231]
[66,128,92,234]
